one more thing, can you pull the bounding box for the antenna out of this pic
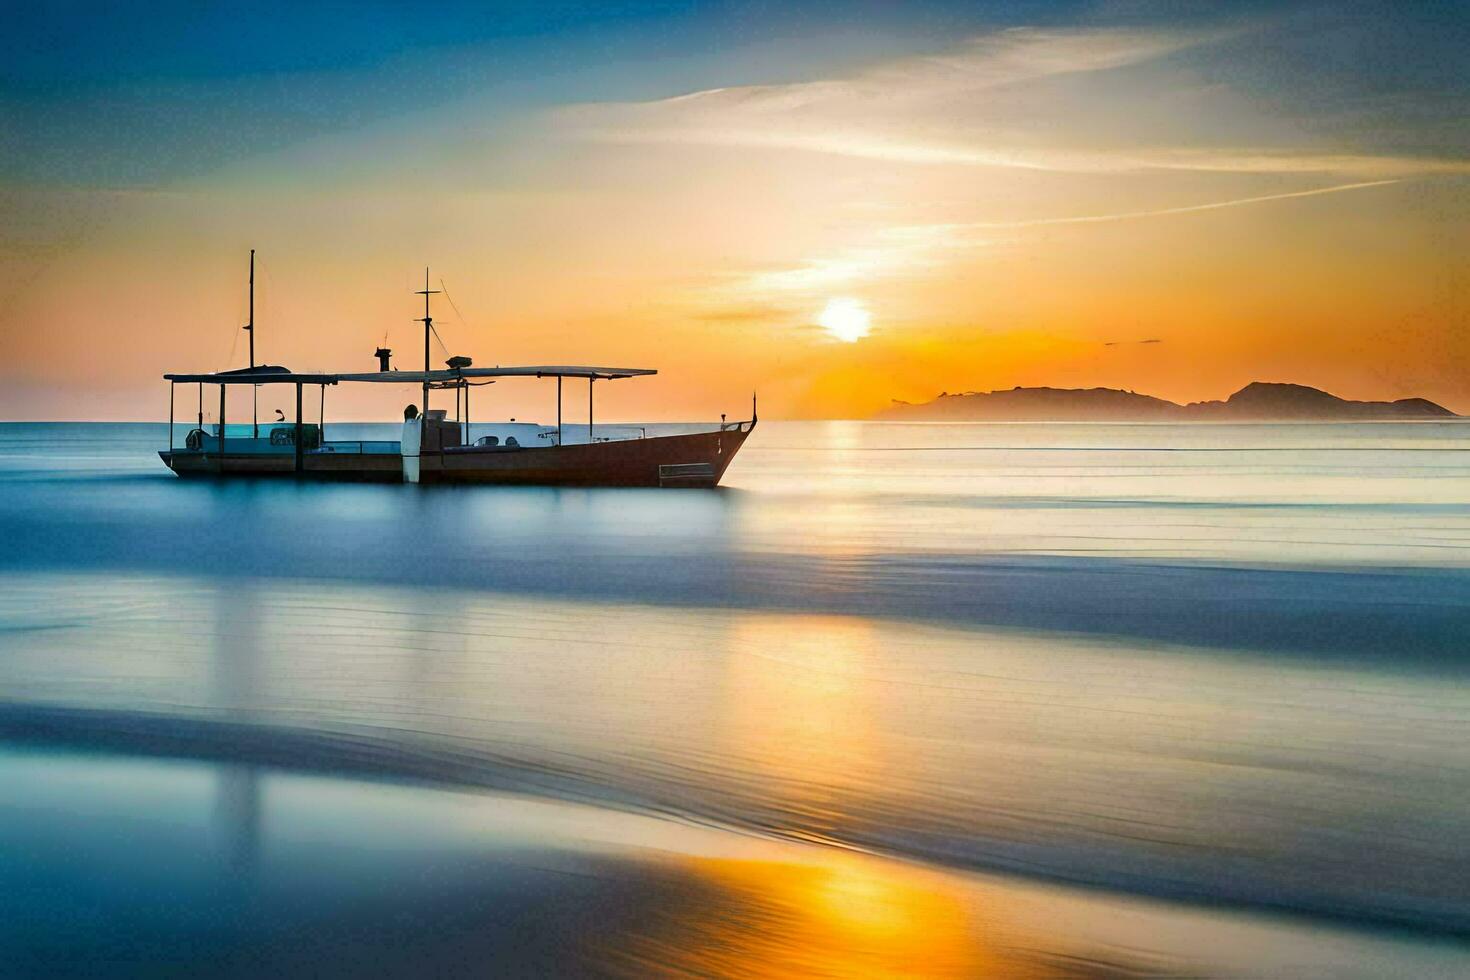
[414,266,441,418]
[246,249,255,369]
[245,249,257,437]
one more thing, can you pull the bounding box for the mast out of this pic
[414,267,440,425]
[246,249,257,437]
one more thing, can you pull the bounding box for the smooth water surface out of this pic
[1,420,1468,945]
[6,745,1467,978]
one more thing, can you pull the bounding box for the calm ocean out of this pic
[2,420,1468,938]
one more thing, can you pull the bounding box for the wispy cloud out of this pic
[736,224,995,294]
[1116,153,1468,178]
[964,178,1402,228]
[554,26,1469,179]
[726,179,1403,300]
[556,27,1212,170]
[604,27,1209,116]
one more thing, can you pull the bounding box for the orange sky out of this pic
[2,20,1467,421]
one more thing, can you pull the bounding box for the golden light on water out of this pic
[818,297,872,343]
[616,853,989,978]
[720,615,885,813]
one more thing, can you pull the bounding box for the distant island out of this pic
[876,382,1459,422]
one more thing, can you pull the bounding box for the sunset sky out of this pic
[2,1,1467,420]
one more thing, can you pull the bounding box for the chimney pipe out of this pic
[375,347,392,372]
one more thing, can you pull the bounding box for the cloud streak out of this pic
[965,178,1402,228]
[734,224,996,294]
[556,27,1216,172]
[555,26,1469,179]
[726,179,1403,300]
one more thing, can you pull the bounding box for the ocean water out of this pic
[1,420,1469,948]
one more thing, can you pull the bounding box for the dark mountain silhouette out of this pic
[877,382,1458,421]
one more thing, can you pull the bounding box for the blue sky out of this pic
[1,1,1032,183]
[9,2,1464,186]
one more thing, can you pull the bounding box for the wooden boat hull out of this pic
[426,426,750,487]
[159,449,399,481]
[159,424,753,488]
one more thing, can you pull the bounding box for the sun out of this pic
[818,297,871,343]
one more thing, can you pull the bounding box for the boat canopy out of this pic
[337,365,656,383]
[164,365,657,385]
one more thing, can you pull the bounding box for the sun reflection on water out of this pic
[721,615,889,826]
[615,852,990,979]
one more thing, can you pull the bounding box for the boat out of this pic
[158,257,755,488]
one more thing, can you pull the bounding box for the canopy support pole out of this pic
[218,384,226,468]
[588,378,594,444]
[464,382,470,445]
[294,383,304,475]
[197,384,203,431]
[557,377,562,445]
[319,384,326,437]
[168,383,175,450]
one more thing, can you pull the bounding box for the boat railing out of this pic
[536,426,648,447]
[593,426,647,442]
[313,440,402,455]
[720,419,756,434]
[177,424,322,453]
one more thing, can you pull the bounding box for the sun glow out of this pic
[818,298,871,343]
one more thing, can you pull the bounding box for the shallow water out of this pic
[6,745,1468,978]
[1,420,1468,945]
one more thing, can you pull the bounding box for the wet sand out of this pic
[4,744,1467,979]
